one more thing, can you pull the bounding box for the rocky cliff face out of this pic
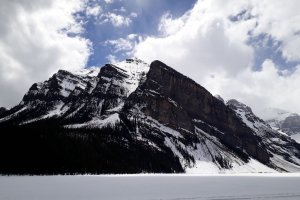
[125,61,271,166]
[281,115,300,134]
[0,107,7,116]
[1,58,300,174]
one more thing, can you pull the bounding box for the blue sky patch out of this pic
[77,0,196,67]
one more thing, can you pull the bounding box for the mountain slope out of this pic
[1,59,300,174]
[227,100,300,172]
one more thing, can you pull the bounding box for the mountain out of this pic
[1,58,300,174]
[259,108,300,143]
[0,107,7,116]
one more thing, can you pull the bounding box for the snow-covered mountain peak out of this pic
[51,68,99,98]
[11,66,101,122]
[112,58,149,76]
[106,58,150,96]
[62,58,150,128]
[72,66,100,77]
[227,99,265,134]
[227,99,253,114]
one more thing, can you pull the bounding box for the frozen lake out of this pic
[1,174,300,200]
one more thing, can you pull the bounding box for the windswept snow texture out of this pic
[1,175,300,200]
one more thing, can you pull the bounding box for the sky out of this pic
[1,0,300,117]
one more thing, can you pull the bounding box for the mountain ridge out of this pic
[1,58,300,174]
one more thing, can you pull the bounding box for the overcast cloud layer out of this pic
[131,0,300,116]
[0,0,90,107]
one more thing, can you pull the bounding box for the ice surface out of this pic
[1,175,300,200]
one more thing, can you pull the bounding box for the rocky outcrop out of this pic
[281,114,300,135]
[0,107,7,116]
[214,95,225,104]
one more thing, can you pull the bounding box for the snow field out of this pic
[1,175,300,200]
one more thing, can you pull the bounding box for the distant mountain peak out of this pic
[259,107,300,139]
[227,99,253,114]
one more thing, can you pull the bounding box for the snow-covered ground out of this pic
[1,174,300,200]
[186,159,277,174]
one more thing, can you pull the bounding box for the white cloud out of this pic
[104,34,142,63]
[105,34,139,53]
[131,0,300,115]
[203,60,300,116]
[113,7,126,13]
[105,38,133,52]
[250,0,300,62]
[134,0,254,79]
[0,0,91,108]
[100,12,132,27]
[108,13,131,27]
[86,4,102,17]
[106,54,119,63]
[104,0,113,4]
[130,12,138,18]
[158,12,187,36]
